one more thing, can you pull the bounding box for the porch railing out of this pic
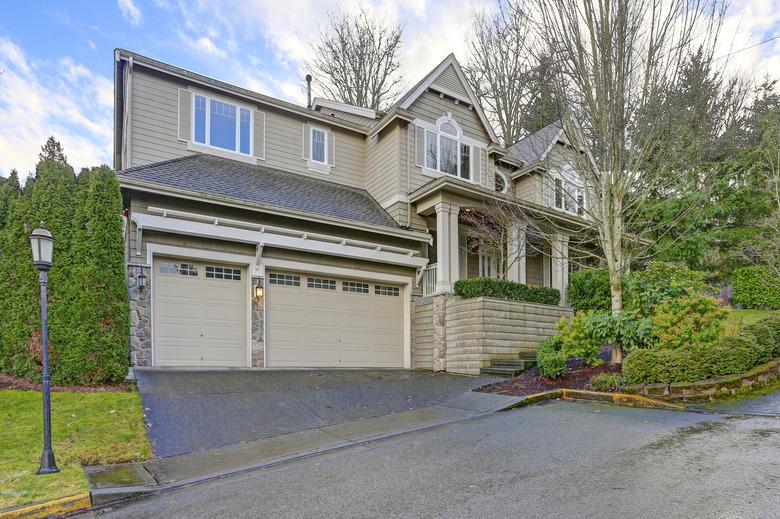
[422,263,437,296]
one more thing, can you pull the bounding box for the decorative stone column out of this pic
[432,293,449,371]
[434,202,460,293]
[251,276,265,367]
[551,234,570,307]
[507,223,527,284]
[127,264,151,367]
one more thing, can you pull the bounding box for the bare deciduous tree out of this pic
[309,7,403,110]
[464,1,559,146]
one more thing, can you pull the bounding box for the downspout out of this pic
[406,123,412,228]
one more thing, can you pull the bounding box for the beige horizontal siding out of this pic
[409,91,490,143]
[431,64,469,97]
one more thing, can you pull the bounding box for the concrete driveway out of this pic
[135,369,496,457]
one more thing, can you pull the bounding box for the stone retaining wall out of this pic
[412,295,571,375]
[624,358,780,401]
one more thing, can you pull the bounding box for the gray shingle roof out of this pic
[118,154,400,229]
[507,120,563,165]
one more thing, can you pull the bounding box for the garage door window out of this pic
[307,277,336,290]
[269,273,300,286]
[159,262,198,277]
[375,285,400,297]
[206,265,242,280]
[342,281,369,293]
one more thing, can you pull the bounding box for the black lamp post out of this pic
[29,222,59,475]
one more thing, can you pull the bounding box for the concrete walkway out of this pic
[86,390,524,505]
[135,369,497,457]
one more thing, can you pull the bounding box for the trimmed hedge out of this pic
[454,277,560,306]
[731,266,780,310]
[568,268,612,313]
[536,336,567,379]
[623,316,780,384]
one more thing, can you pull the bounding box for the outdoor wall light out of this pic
[254,284,264,300]
[137,270,147,290]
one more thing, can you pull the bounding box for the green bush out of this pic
[568,268,612,313]
[536,336,567,379]
[758,316,780,356]
[651,296,726,350]
[732,266,780,310]
[588,373,624,392]
[623,262,709,316]
[454,277,560,305]
[556,312,605,367]
[741,322,776,364]
[623,335,763,384]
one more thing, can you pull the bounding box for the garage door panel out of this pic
[267,270,404,368]
[153,258,247,367]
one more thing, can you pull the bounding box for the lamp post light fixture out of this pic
[29,222,59,475]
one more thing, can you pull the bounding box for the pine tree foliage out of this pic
[38,136,68,165]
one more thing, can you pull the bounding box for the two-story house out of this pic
[115,49,589,374]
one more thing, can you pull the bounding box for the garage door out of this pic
[153,258,247,367]
[266,271,404,367]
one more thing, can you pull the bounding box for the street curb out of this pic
[0,493,91,519]
[493,388,684,411]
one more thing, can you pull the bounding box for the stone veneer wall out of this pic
[251,276,264,367]
[128,264,152,367]
[444,297,572,375]
[413,297,434,370]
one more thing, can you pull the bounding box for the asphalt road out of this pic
[86,400,780,519]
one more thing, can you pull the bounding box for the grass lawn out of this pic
[724,309,779,336]
[0,390,152,510]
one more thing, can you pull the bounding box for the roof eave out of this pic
[118,176,431,243]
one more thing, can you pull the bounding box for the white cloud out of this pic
[716,0,780,81]
[0,38,112,177]
[117,0,142,27]
[178,33,228,59]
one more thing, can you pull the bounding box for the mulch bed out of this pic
[476,347,621,397]
[0,373,132,392]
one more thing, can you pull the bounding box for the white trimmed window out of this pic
[307,277,336,290]
[374,285,400,297]
[205,265,242,281]
[423,118,473,181]
[342,281,369,293]
[310,127,327,164]
[553,168,584,216]
[159,262,198,277]
[193,93,252,155]
[494,170,509,194]
[269,273,300,286]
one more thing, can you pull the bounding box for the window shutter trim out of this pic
[302,124,311,160]
[414,125,425,167]
[178,89,192,141]
[328,131,335,166]
[253,111,265,160]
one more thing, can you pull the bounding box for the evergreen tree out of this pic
[55,167,129,384]
[38,136,68,166]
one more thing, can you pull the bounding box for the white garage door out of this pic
[153,258,247,367]
[266,271,404,367]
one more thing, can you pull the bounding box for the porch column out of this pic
[507,223,527,284]
[551,233,570,307]
[435,202,460,293]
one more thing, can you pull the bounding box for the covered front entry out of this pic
[152,257,248,367]
[265,270,404,368]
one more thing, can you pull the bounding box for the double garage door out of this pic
[152,258,404,368]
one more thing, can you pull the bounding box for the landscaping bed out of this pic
[477,348,620,397]
[0,373,131,393]
[0,387,151,510]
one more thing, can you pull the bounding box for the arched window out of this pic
[494,170,509,194]
[423,116,473,181]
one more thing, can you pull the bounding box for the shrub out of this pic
[741,322,776,364]
[758,316,780,356]
[454,277,561,305]
[588,373,624,392]
[536,336,567,379]
[732,266,780,310]
[623,335,762,384]
[568,268,612,313]
[623,262,709,316]
[651,296,727,350]
[556,312,605,367]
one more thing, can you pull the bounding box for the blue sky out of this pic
[1,0,779,177]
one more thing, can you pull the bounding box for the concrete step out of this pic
[479,367,525,377]
[490,359,536,369]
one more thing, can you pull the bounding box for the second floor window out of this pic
[424,119,472,181]
[311,128,326,164]
[554,176,584,216]
[193,94,252,155]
